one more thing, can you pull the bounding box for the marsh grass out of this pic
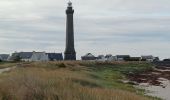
[0,61,156,100]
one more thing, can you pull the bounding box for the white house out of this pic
[141,55,154,62]
[81,53,97,60]
[96,54,117,62]
[105,54,117,61]
[116,55,130,61]
[30,52,49,61]
[96,55,105,61]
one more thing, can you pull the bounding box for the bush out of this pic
[57,63,66,68]
[13,55,21,62]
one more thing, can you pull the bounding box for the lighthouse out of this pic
[64,1,76,60]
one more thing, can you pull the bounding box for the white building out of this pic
[97,55,105,61]
[141,55,154,62]
[116,55,130,61]
[81,53,97,60]
[30,52,49,61]
[105,54,117,61]
[9,51,49,62]
[96,54,117,62]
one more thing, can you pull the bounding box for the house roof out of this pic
[105,54,112,58]
[116,55,130,58]
[98,55,104,57]
[0,54,9,60]
[97,55,105,59]
[141,55,153,59]
[83,53,95,57]
[19,52,33,59]
[130,57,141,59]
[9,52,33,60]
[46,53,63,60]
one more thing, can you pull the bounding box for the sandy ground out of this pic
[0,66,16,74]
[137,78,170,100]
[130,67,170,100]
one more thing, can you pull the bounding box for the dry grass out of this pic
[0,61,152,100]
[0,62,19,69]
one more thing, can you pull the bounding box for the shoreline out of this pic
[137,79,170,100]
[128,67,170,100]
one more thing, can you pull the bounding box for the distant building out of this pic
[141,55,154,62]
[96,54,117,62]
[8,51,63,62]
[46,53,63,61]
[30,52,48,61]
[8,52,20,61]
[19,52,33,61]
[96,55,105,61]
[105,54,117,61]
[153,57,160,62]
[163,59,170,61]
[128,57,141,61]
[116,55,130,61]
[8,52,33,61]
[0,54,10,61]
[81,53,96,60]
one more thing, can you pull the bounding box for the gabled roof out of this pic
[46,53,63,60]
[0,54,9,60]
[83,53,95,57]
[19,52,33,59]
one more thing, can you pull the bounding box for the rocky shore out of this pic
[128,66,170,100]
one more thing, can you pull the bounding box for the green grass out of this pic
[0,61,161,100]
[79,61,160,99]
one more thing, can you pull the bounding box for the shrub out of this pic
[13,55,21,62]
[57,63,66,68]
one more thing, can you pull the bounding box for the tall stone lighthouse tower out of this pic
[64,1,76,60]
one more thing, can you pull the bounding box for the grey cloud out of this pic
[0,0,170,59]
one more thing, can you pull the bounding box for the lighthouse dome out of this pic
[68,1,72,7]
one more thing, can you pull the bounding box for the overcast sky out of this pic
[0,0,170,59]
